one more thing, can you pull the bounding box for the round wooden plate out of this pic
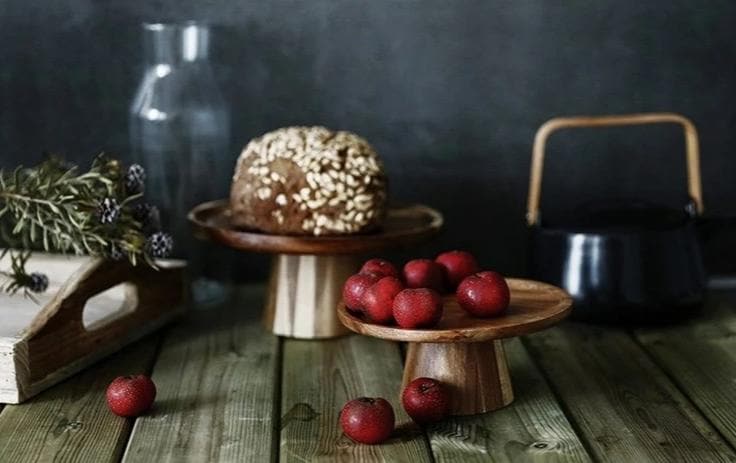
[188,199,443,255]
[337,278,573,343]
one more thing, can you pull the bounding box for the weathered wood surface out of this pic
[123,286,279,463]
[426,338,592,462]
[6,284,736,462]
[524,323,736,462]
[0,253,186,404]
[280,335,432,462]
[0,335,160,463]
[634,292,736,449]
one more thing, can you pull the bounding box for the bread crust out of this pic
[230,126,388,236]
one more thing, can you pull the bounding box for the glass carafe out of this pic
[130,22,231,299]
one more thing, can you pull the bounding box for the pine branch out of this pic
[0,153,173,297]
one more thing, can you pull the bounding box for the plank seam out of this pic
[272,336,284,463]
[519,336,600,463]
[628,330,736,455]
[398,340,438,463]
[116,327,173,463]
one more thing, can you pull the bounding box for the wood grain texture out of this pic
[264,254,357,338]
[427,338,592,462]
[338,278,573,343]
[1,253,186,404]
[524,323,736,462]
[403,340,513,415]
[0,335,160,463]
[634,292,736,449]
[280,335,432,462]
[189,200,443,255]
[123,286,279,463]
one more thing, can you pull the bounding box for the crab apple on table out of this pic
[392,288,444,328]
[342,272,381,313]
[360,258,400,279]
[403,259,445,292]
[339,397,395,445]
[456,271,510,317]
[361,276,404,324]
[435,250,480,290]
[402,377,450,425]
[106,374,157,417]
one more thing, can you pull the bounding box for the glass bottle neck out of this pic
[143,22,210,65]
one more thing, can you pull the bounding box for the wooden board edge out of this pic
[0,339,27,404]
[8,306,182,404]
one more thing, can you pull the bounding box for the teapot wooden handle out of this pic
[526,112,703,226]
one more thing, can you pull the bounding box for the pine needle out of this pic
[0,153,172,296]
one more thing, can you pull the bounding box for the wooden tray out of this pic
[0,253,186,404]
[189,200,443,339]
[338,278,573,415]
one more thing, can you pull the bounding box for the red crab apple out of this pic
[392,288,444,328]
[435,250,480,290]
[401,377,450,424]
[360,258,400,279]
[456,271,510,317]
[343,273,380,313]
[106,374,157,417]
[403,259,444,292]
[339,397,395,445]
[361,276,404,325]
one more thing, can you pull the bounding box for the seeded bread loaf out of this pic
[230,126,388,236]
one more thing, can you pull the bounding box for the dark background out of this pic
[2,0,735,278]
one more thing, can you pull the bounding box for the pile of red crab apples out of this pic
[342,250,511,329]
[338,251,511,444]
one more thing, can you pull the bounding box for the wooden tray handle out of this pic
[526,112,703,226]
[23,258,186,383]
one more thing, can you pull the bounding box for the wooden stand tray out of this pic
[189,199,443,339]
[0,253,186,404]
[338,278,572,415]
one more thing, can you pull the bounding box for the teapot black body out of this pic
[525,114,707,324]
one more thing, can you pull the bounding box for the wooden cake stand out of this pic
[338,278,572,415]
[188,199,443,339]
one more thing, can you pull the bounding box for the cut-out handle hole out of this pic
[82,283,139,330]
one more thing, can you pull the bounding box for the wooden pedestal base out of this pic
[263,254,359,339]
[338,278,573,416]
[402,340,514,415]
[190,200,444,339]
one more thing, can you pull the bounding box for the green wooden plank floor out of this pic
[2,284,736,462]
[280,335,431,462]
[123,286,279,463]
[427,338,592,462]
[0,336,161,463]
[524,324,736,462]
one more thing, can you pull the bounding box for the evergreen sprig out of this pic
[0,250,47,301]
[0,153,173,296]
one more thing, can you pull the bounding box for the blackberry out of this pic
[28,273,49,293]
[146,232,174,258]
[98,197,121,224]
[125,164,146,194]
[133,203,161,233]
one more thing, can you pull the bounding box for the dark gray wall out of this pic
[2,1,736,277]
